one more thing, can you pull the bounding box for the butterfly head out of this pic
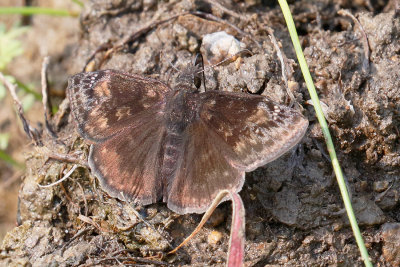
[175,53,207,92]
[175,64,204,93]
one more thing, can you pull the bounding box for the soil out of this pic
[1,0,400,266]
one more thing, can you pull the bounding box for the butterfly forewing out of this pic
[68,70,171,142]
[89,116,166,205]
[199,91,308,171]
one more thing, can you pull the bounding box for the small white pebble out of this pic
[201,31,244,64]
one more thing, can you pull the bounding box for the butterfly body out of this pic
[164,89,200,132]
[68,69,308,214]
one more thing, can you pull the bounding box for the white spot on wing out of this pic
[272,105,281,120]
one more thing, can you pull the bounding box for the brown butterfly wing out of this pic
[167,120,244,214]
[198,91,309,171]
[167,91,308,214]
[89,115,165,205]
[68,69,171,142]
[68,70,173,204]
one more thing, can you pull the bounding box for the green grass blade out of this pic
[277,0,372,266]
[0,7,79,17]
[71,0,84,7]
[0,150,24,169]
[15,80,41,100]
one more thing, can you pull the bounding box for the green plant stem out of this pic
[15,80,41,100]
[277,1,372,266]
[71,0,84,7]
[0,7,78,17]
[0,150,24,169]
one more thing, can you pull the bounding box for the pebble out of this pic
[373,180,389,192]
[201,31,243,65]
[381,223,400,266]
[207,230,223,245]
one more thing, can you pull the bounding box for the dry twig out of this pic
[0,72,42,145]
[40,56,60,140]
[266,26,295,106]
[203,0,249,21]
[59,227,92,254]
[338,9,370,74]
[37,164,78,188]
[46,152,89,168]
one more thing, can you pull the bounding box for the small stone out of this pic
[287,80,299,93]
[359,180,368,191]
[143,0,156,10]
[332,222,343,232]
[352,196,385,225]
[246,221,263,240]
[345,166,361,181]
[373,180,389,193]
[302,235,314,245]
[207,230,223,245]
[381,223,400,266]
[187,36,198,53]
[201,31,243,65]
[375,189,399,210]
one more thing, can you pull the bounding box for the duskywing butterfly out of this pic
[67,62,308,214]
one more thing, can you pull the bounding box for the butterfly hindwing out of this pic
[68,69,172,142]
[167,120,244,214]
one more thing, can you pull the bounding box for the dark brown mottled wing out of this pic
[88,114,165,205]
[68,69,172,204]
[198,91,308,171]
[167,120,245,214]
[167,91,308,214]
[67,69,171,142]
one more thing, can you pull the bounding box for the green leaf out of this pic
[15,80,41,100]
[0,133,10,150]
[0,23,29,70]
[0,149,24,169]
[21,93,36,111]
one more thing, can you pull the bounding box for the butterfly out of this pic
[67,62,308,214]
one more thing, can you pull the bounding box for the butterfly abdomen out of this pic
[160,90,203,200]
[160,130,184,200]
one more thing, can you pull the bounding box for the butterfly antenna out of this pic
[194,49,253,90]
[164,52,179,84]
[193,53,207,91]
[212,49,253,68]
[168,60,180,73]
